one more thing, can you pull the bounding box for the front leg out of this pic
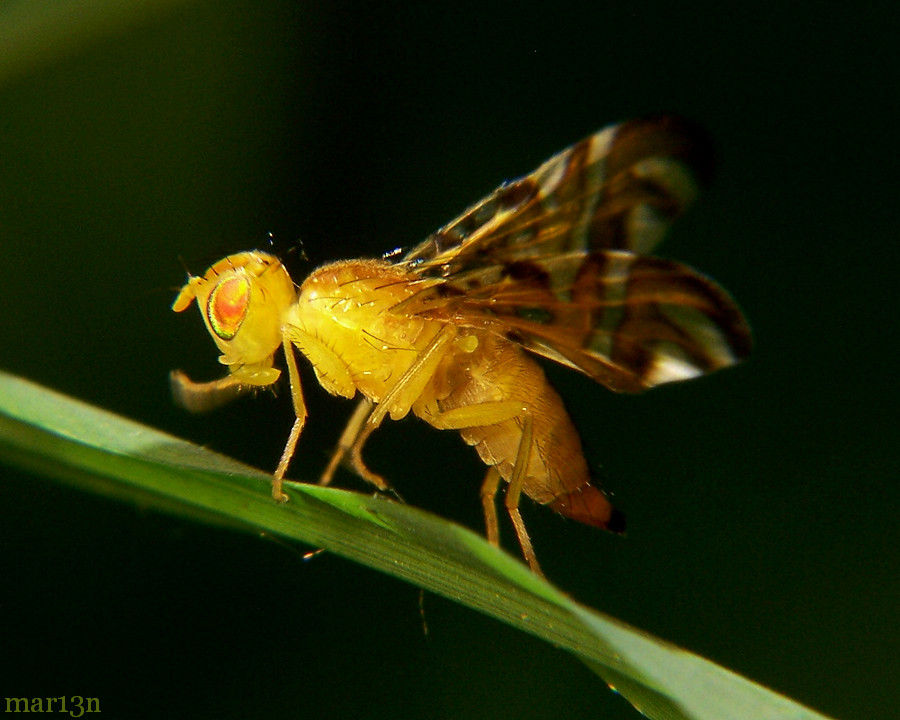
[272,336,308,502]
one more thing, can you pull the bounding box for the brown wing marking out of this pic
[402,116,713,279]
[407,250,751,393]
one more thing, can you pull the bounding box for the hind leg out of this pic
[503,414,543,577]
[480,468,501,547]
[421,402,543,575]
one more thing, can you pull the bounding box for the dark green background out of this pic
[1,2,896,718]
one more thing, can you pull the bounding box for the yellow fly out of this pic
[171,118,751,574]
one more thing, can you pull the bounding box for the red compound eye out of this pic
[207,276,250,340]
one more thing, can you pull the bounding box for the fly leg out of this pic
[504,414,542,577]
[480,468,501,547]
[272,337,308,502]
[320,398,406,502]
[320,397,373,486]
[169,371,249,413]
[327,324,459,493]
[419,400,543,576]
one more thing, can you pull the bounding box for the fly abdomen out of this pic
[437,331,622,532]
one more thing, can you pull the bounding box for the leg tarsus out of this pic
[170,370,248,413]
[320,398,372,486]
[348,421,391,492]
[272,338,307,503]
[507,505,543,578]
[480,468,502,546]
[273,415,304,503]
[504,414,544,577]
[321,325,457,497]
[320,397,404,501]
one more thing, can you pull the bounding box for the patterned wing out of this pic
[402,116,713,278]
[403,249,752,393]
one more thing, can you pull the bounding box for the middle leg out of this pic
[324,324,460,492]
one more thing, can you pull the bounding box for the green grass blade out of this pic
[0,370,834,720]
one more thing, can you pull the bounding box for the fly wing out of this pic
[405,250,751,393]
[402,116,713,278]
[396,117,748,392]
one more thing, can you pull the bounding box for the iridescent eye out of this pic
[207,276,250,340]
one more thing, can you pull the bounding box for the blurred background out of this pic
[0,2,896,718]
